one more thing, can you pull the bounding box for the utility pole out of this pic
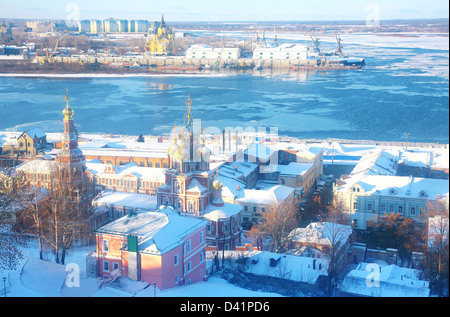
[403,132,411,151]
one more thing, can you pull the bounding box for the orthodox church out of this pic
[17,91,87,188]
[146,15,176,56]
[157,95,242,250]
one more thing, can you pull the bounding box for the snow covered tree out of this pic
[17,185,48,260]
[0,168,29,271]
[40,165,94,264]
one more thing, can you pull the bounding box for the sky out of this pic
[1,0,449,22]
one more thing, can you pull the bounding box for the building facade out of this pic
[335,174,449,230]
[95,205,208,290]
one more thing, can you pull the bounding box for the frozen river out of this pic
[0,33,448,143]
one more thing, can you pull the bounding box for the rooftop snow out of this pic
[96,206,207,255]
[93,191,158,211]
[236,185,294,205]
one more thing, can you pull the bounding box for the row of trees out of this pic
[0,166,94,271]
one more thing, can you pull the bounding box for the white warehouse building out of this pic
[253,43,312,60]
[185,44,240,60]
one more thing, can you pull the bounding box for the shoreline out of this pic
[0,72,234,78]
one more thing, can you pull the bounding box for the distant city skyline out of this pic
[1,0,449,22]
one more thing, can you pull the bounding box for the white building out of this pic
[185,44,240,60]
[335,174,449,229]
[253,43,310,60]
[236,184,295,229]
[340,262,430,297]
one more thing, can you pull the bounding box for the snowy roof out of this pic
[245,251,327,285]
[85,160,166,182]
[218,174,246,199]
[337,175,449,201]
[244,143,276,161]
[254,43,308,52]
[202,202,242,221]
[341,262,430,297]
[289,222,352,247]
[186,178,207,193]
[24,128,46,139]
[398,149,449,170]
[81,148,168,159]
[93,191,158,211]
[350,149,397,177]
[96,206,207,255]
[236,185,294,205]
[260,162,313,176]
[16,158,56,174]
[219,161,258,179]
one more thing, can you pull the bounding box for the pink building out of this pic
[95,205,208,290]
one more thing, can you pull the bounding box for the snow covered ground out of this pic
[0,241,283,297]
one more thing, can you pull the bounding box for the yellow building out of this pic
[146,15,175,56]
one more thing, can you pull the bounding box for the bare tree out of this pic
[17,185,48,260]
[250,199,299,253]
[316,197,352,295]
[419,200,449,296]
[0,168,29,271]
[40,165,93,264]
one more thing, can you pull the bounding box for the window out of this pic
[367,203,372,211]
[102,239,109,252]
[174,254,179,266]
[253,206,257,213]
[175,275,179,284]
[103,261,110,272]
[410,207,416,215]
[187,240,191,254]
[398,206,403,214]
[200,232,204,244]
[187,261,191,273]
[389,205,394,213]
[244,205,248,212]
[113,262,119,271]
[353,202,358,210]
[381,203,386,212]
[200,252,204,263]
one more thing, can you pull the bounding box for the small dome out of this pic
[212,179,223,190]
[168,141,180,157]
[63,105,74,119]
[175,145,189,161]
[197,144,211,158]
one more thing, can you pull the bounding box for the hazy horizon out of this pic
[1,0,449,22]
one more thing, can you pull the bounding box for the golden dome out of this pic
[168,141,180,157]
[63,105,74,119]
[212,179,223,190]
[62,90,74,119]
[197,144,211,158]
